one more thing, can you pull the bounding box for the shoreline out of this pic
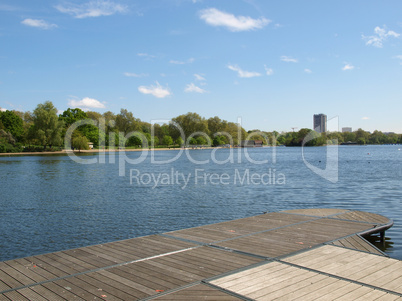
[0,147,222,157]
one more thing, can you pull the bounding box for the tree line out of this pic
[1,101,401,153]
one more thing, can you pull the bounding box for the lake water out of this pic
[0,145,401,261]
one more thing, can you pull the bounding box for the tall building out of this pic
[313,114,327,133]
[342,127,352,133]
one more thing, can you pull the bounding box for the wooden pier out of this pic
[0,208,399,300]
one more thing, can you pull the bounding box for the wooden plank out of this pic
[336,285,380,300]
[29,284,68,301]
[313,282,363,301]
[212,262,290,289]
[108,262,185,287]
[245,270,323,299]
[42,282,87,300]
[2,291,29,301]
[281,208,349,217]
[152,284,243,300]
[53,277,120,301]
[0,209,399,300]
[75,272,147,300]
[275,276,339,301]
[353,290,389,301]
[15,287,48,301]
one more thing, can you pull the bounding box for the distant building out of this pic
[240,140,263,147]
[342,127,352,133]
[313,114,327,133]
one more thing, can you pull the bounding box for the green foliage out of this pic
[31,101,64,149]
[115,109,140,135]
[189,137,197,145]
[4,101,402,152]
[126,133,143,147]
[171,112,209,140]
[212,136,225,146]
[0,110,24,141]
[196,136,207,145]
[72,134,89,152]
[0,129,23,153]
[162,135,173,146]
[176,137,184,146]
[59,108,88,126]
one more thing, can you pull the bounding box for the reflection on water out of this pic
[0,145,401,261]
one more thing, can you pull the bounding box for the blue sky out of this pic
[1,0,402,133]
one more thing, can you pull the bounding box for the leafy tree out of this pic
[355,128,370,142]
[72,134,89,152]
[357,137,366,145]
[196,136,207,145]
[342,131,356,143]
[212,136,225,146]
[86,111,102,121]
[176,137,184,146]
[189,137,197,145]
[224,122,247,145]
[171,112,209,140]
[115,109,140,135]
[208,116,227,135]
[126,133,143,147]
[162,135,173,146]
[0,110,24,141]
[79,122,103,147]
[31,101,64,149]
[59,108,88,126]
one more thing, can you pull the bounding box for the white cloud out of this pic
[0,107,7,112]
[342,63,354,71]
[169,58,195,64]
[21,19,57,30]
[394,55,402,65]
[55,1,128,18]
[227,64,261,78]
[362,26,400,48]
[68,97,106,110]
[264,65,273,75]
[138,82,171,98]
[304,68,312,74]
[194,73,206,81]
[199,8,270,32]
[137,53,153,57]
[280,56,298,63]
[0,4,19,11]
[184,83,207,93]
[123,72,148,78]
[362,117,370,120]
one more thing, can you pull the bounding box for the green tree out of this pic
[196,136,207,145]
[126,133,143,147]
[59,108,88,126]
[171,112,209,140]
[0,110,24,141]
[176,137,184,146]
[355,128,370,142]
[86,111,102,121]
[72,134,89,152]
[115,109,140,135]
[31,101,64,149]
[208,116,227,135]
[212,136,224,146]
[162,135,173,146]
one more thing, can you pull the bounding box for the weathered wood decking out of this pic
[0,208,398,300]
